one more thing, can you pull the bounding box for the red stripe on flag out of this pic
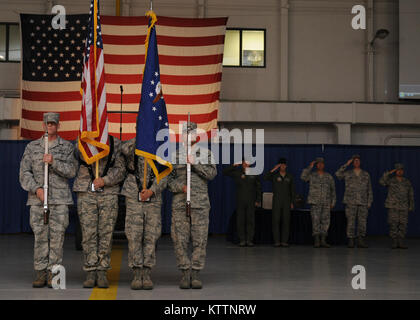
[168,109,218,123]
[158,35,225,47]
[106,92,220,105]
[22,109,81,121]
[105,73,141,84]
[104,54,223,66]
[108,110,217,124]
[22,90,82,102]
[107,93,140,104]
[20,128,79,141]
[105,73,222,85]
[102,35,146,45]
[162,73,222,85]
[102,34,225,46]
[164,92,220,105]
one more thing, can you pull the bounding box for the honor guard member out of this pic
[335,155,373,248]
[19,112,77,288]
[121,138,167,290]
[168,122,217,289]
[379,163,414,249]
[73,135,125,288]
[264,158,295,247]
[223,159,262,247]
[301,157,336,248]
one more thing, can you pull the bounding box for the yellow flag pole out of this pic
[143,160,147,190]
[96,161,99,179]
[116,0,121,16]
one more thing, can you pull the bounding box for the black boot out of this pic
[347,238,355,248]
[320,235,330,248]
[313,235,320,248]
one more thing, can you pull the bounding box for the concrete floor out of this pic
[0,234,419,300]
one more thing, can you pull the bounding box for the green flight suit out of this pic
[264,171,295,244]
[224,165,262,243]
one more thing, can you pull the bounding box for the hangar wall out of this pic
[1,0,419,145]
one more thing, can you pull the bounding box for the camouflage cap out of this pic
[43,112,60,124]
[352,154,361,160]
[182,121,197,133]
[394,163,404,170]
[315,157,325,163]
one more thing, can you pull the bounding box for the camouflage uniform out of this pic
[168,143,217,271]
[73,136,125,272]
[121,138,167,269]
[19,134,77,271]
[335,163,373,238]
[301,164,336,236]
[379,168,414,240]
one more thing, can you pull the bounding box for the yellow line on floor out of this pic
[89,245,124,300]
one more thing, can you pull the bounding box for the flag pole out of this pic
[143,161,147,190]
[116,0,121,16]
[94,0,99,180]
[142,0,153,192]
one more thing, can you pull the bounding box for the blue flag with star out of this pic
[135,12,172,183]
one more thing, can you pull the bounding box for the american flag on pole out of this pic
[20,13,89,140]
[20,13,228,141]
[78,0,109,164]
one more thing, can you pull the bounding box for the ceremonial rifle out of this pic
[43,125,50,224]
[186,113,191,217]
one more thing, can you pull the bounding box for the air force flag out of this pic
[135,11,172,183]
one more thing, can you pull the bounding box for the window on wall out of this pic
[223,28,265,68]
[0,23,20,62]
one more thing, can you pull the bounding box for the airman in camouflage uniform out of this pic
[335,155,373,248]
[19,112,77,288]
[121,138,167,290]
[223,160,261,247]
[168,122,217,289]
[379,163,414,249]
[73,136,125,288]
[301,157,336,248]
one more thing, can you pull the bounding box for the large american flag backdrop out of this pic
[20,14,227,141]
